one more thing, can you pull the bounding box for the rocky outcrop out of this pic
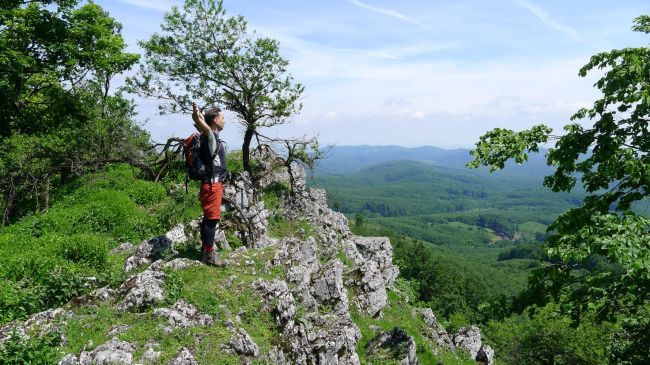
[117,270,166,311]
[58,338,136,365]
[0,308,72,344]
[223,327,260,361]
[153,300,214,333]
[453,326,495,365]
[168,347,198,365]
[366,327,418,365]
[222,172,273,249]
[412,309,494,364]
[417,308,454,349]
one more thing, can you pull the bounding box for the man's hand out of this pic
[192,101,205,124]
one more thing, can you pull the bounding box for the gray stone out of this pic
[59,338,136,365]
[168,347,198,365]
[1,308,72,344]
[477,344,495,365]
[117,270,165,311]
[310,260,348,314]
[150,258,200,271]
[153,300,213,331]
[345,236,399,287]
[123,227,183,272]
[453,326,483,360]
[111,242,135,254]
[141,344,162,364]
[90,286,118,302]
[365,327,418,365]
[225,327,260,358]
[346,260,387,317]
[417,308,454,349]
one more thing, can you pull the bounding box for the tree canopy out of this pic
[468,15,650,324]
[0,0,148,224]
[128,0,305,176]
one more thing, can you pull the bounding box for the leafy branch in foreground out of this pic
[468,15,650,323]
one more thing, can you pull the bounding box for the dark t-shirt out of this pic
[200,131,227,183]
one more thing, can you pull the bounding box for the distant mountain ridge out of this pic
[316,145,553,178]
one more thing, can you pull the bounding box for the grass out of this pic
[58,246,283,364]
[351,290,477,365]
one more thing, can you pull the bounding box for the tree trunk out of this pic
[242,128,255,178]
[2,177,16,226]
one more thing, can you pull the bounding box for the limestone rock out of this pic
[59,337,136,365]
[150,258,200,271]
[346,260,388,317]
[366,327,418,365]
[168,347,198,365]
[224,327,260,358]
[453,326,494,365]
[310,259,348,314]
[141,343,162,364]
[417,308,454,349]
[0,308,72,344]
[111,242,135,254]
[117,270,165,311]
[345,236,399,287]
[153,300,213,332]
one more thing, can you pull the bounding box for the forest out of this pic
[1,0,649,364]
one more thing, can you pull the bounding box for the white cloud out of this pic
[344,0,420,26]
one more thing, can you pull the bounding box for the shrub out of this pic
[0,331,61,365]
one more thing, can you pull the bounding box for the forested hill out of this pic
[311,159,582,243]
[316,145,553,178]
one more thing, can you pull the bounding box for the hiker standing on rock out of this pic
[191,101,228,267]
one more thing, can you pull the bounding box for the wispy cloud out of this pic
[117,0,174,12]
[344,0,420,25]
[514,0,587,45]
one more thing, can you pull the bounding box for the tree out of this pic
[128,0,305,177]
[468,15,650,325]
[0,0,146,224]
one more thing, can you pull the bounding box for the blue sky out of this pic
[95,0,649,148]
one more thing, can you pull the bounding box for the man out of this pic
[192,101,228,267]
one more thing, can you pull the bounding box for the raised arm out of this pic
[192,101,212,136]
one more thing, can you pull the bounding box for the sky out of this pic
[94,0,649,149]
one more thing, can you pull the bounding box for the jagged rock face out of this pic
[346,260,387,317]
[343,236,400,317]
[223,172,272,248]
[168,347,198,365]
[0,308,72,344]
[345,236,399,287]
[417,308,454,349]
[153,300,213,333]
[252,277,361,365]
[273,237,320,308]
[223,327,260,360]
[453,326,494,365]
[366,327,419,365]
[58,338,136,365]
[117,270,166,311]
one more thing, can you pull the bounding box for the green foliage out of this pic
[485,304,616,365]
[0,331,61,365]
[0,0,148,224]
[468,16,650,325]
[0,164,201,325]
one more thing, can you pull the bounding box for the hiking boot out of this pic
[202,250,226,267]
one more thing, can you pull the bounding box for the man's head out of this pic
[204,107,225,131]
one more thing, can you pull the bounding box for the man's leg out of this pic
[199,182,225,267]
[200,217,219,253]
